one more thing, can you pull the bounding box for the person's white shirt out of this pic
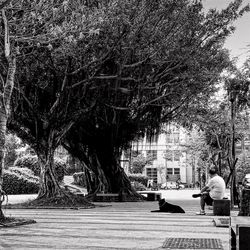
[207,175,225,199]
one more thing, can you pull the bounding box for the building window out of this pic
[173,150,181,161]
[236,149,242,156]
[147,150,157,160]
[173,132,180,144]
[165,150,181,161]
[174,168,180,175]
[167,168,173,175]
[245,148,250,158]
[166,133,173,143]
[146,168,157,183]
[166,130,179,144]
[235,144,242,156]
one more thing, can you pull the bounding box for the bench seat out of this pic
[213,198,230,216]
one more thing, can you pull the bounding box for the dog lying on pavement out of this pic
[151,198,185,213]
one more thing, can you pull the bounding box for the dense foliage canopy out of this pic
[3,0,250,197]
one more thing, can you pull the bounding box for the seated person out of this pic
[193,166,225,215]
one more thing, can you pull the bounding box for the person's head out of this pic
[208,166,218,176]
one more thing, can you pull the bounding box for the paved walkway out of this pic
[0,189,235,250]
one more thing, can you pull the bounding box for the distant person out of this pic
[192,166,225,215]
[147,179,150,189]
[201,172,206,187]
[147,179,153,189]
[176,178,180,190]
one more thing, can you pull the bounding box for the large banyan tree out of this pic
[9,49,95,203]
[63,0,248,198]
[6,0,100,204]
[8,0,249,201]
[0,0,96,213]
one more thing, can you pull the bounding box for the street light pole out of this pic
[229,90,237,209]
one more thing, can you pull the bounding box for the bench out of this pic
[213,198,230,216]
[230,216,250,250]
[138,191,162,201]
[94,193,123,202]
[239,188,250,216]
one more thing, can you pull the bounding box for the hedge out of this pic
[127,173,149,186]
[14,155,65,183]
[14,155,39,174]
[131,181,147,191]
[9,167,38,182]
[3,167,39,194]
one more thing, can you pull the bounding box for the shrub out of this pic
[9,167,38,182]
[5,133,21,168]
[3,167,39,194]
[14,155,65,183]
[127,173,149,186]
[73,172,86,187]
[131,181,147,191]
[14,155,39,175]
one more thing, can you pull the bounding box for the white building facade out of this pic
[127,124,196,186]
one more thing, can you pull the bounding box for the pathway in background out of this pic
[2,194,37,206]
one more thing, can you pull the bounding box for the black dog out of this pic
[151,198,185,213]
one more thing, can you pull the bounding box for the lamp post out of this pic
[229,88,237,209]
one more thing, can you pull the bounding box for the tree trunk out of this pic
[0,112,7,219]
[84,167,96,193]
[64,141,143,200]
[93,147,144,200]
[81,160,105,195]
[88,150,109,193]
[76,151,109,195]
[0,52,16,219]
[63,142,109,195]
[37,140,63,199]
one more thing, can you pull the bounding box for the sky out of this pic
[203,0,250,68]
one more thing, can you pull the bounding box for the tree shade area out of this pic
[0,0,249,213]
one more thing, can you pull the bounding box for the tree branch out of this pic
[49,64,69,115]
[0,0,11,10]
[2,9,10,58]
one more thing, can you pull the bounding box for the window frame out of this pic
[174,168,180,175]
